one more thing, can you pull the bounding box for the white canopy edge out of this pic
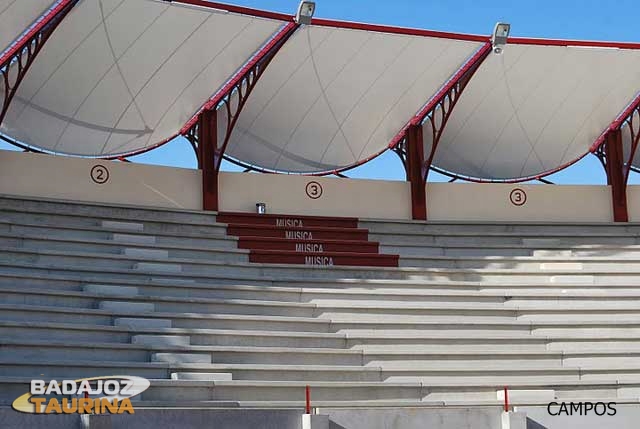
[225,24,483,173]
[0,0,58,57]
[0,0,283,156]
[433,44,640,180]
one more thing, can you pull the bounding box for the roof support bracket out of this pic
[0,0,79,127]
[182,21,299,211]
[595,94,640,222]
[395,42,492,220]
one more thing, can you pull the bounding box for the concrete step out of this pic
[124,248,169,259]
[9,274,640,313]
[0,229,246,261]
[133,335,191,347]
[0,195,219,225]
[5,359,627,384]
[360,219,640,235]
[399,255,640,271]
[17,286,640,318]
[99,301,155,313]
[0,320,348,348]
[101,220,144,232]
[152,353,212,364]
[383,245,534,257]
[370,232,640,247]
[0,303,327,332]
[0,338,363,365]
[115,318,172,329]
[0,205,226,237]
[7,250,640,284]
[138,378,640,403]
[19,319,626,350]
[112,233,157,245]
[84,284,139,297]
[134,262,182,273]
[11,299,640,337]
[9,214,640,257]
[7,270,640,302]
[5,219,237,249]
[172,372,233,381]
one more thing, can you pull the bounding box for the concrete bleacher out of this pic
[2,194,640,421]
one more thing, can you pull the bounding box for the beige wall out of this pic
[0,150,623,222]
[0,150,202,210]
[427,183,613,222]
[219,171,412,219]
[626,186,640,222]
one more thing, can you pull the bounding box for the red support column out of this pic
[604,128,628,222]
[406,124,427,220]
[198,109,219,211]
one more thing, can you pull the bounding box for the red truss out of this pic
[594,93,640,222]
[392,42,493,219]
[182,21,299,210]
[0,0,79,127]
[621,97,640,184]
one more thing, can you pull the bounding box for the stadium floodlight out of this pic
[295,1,316,25]
[492,22,511,54]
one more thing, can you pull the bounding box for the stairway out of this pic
[5,195,640,413]
[217,212,399,267]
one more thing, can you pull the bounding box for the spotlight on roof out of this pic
[492,22,511,54]
[295,1,316,25]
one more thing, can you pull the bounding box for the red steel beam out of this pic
[310,18,487,42]
[507,37,640,50]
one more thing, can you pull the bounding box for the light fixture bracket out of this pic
[295,1,316,25]
[492,22,511,54]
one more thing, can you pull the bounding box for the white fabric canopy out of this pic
[0,0,57,56]
[0,0,282,156]
[225,24,483,173]
[2,1,639,178]
[432,44,640,180]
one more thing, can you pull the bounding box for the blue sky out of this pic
[2,0,638,184]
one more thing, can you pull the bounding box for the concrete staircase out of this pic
[3,194,640,409]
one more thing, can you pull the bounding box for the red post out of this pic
[504,386,509,412]
[305,385,311,414]
[406,124,427,220]
[604,128,629,222]
[198,109,219,212]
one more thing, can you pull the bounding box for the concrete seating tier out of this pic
[2,195,640,409]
